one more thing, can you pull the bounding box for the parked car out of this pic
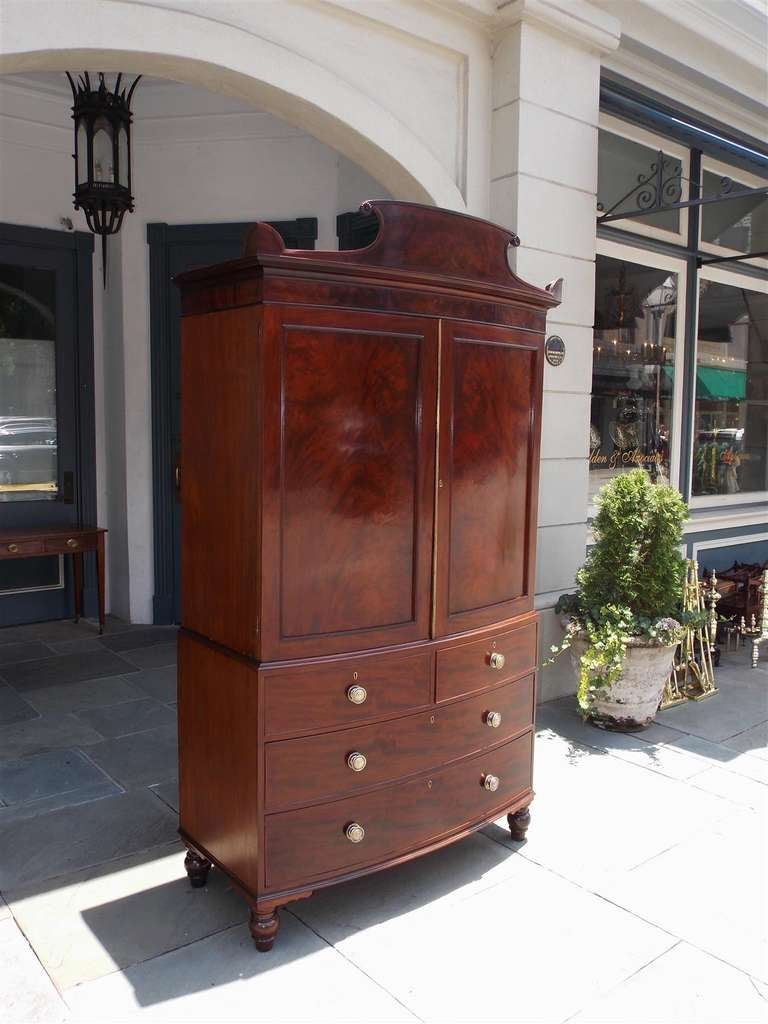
[0,415,57,488]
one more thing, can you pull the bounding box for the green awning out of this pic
[696,366,746,402]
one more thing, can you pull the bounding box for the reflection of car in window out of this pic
[0,416,57,487]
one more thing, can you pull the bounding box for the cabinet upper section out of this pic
[175,201,561,325]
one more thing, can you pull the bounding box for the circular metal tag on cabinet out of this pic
[545,335,566,366]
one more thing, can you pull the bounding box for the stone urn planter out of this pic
[569,634,677,731]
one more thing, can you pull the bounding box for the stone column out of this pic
[490,0,620,700]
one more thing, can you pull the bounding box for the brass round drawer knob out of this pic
[489,652,506,670]
[483,774,500,792]
[485,711,502,728]
[345,822,365,843]
[7,543,18,553]
[347,684,367,705]
[66,538,78,548]
[347,751,367,773]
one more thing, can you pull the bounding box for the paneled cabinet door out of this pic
[260,305,438,660]
[434,320,544,637]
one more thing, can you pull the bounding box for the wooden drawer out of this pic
[43,535,97,555]
[0,540,44,558]
[436,621,537,702]
[264,732,532,890]
[265,673,534,810]
[262,650,433,739]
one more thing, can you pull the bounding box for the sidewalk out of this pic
[0,620,765,1023]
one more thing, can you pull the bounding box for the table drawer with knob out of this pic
[0,540,45,558]
[262,650,433,740]
[436,621,537,702]
[264,673,534,811]
[264,731,532,890]
[43,535,98,555]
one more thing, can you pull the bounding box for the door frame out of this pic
[0,223,97,614]
[147,219,318,624]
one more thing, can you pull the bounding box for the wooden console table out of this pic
[0,526,106,632]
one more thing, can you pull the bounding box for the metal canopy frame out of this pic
[597,148,768,267]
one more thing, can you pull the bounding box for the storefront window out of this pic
[597,129,683,235]
[590,254,679,502]
[692,278,768,498]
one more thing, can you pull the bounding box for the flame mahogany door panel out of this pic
[434,320,544,637]
[260,305,438,660]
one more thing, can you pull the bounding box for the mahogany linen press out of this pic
[174,201,561,951]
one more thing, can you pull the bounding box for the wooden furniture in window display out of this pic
[174,200,560,951]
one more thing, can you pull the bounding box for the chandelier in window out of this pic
[66,72,141,286]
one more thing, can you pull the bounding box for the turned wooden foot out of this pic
[508,805,531,842]
[249,908,280,952]
[184,848,211,888]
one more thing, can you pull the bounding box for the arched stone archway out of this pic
[0,0,467,211]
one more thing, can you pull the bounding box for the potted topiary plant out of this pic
[551,469,690,731]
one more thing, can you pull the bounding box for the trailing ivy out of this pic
[548,470,689,712]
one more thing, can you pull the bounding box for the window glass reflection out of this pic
[693,280,768,497]
[0,263,58,501]
[598,130,683,234]
[591,255,678,502]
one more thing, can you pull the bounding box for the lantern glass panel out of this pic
[92,115,114,183]
[76,118,88,185]
[117,122,129,187]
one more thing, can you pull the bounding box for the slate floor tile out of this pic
[597,808,767,983]
[0,747,113,805]
[84,724,178,788]
[0,713,104,759]
[150,778,179,813]
[295,845,675,1024]
[570,940,768,1023]
[63,915,416,1022]
[7,846,246,990]
[0,641,55,667]
[661,732,768,785]
[721,720,768,761]
[129,665,176,703]
[688,765,768,811]
[0,919,67,1024]
[99,626,178,653]
[1,649,137,691]
[48,637,105,655]
[75,698,176,738]
[120,643,177,670]
[26,675,144,716]
[657,679,768,742]
[0,789,180,889]
[0,680,38,727]
[0,781,122,826]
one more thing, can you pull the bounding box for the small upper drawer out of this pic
[263,649,433,740]
[436,620,537,702]
[265,673,534,810]
[0,540,44,558]
[43,535,97,555]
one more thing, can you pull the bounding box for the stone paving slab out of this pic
[99,628,178,653]
[0,641,55,667]
[596,807,768,983]
[0,713,104,760]
[0,918,68,1024]
[0,789,179,890]
[25,676,145,717]
[74,698,175,738]
[7,846,246,991]
[83,725,178,788]
[2,650,138,691]
[570,940,768,1023]
[294,839,675,1023]
[483,727,739,890]
[721,720,768,762]
[128,666,177,704]
[0,747,114,805]
[150,779,179,813]
[0,680,39,727]
[119,644,177,671]
[62,915,417,1022]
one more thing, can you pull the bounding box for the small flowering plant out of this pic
[547,470,695,712]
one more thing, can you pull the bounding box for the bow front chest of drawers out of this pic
[174,201,560,950]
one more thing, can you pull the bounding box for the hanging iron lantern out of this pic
[65,72,141,286]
